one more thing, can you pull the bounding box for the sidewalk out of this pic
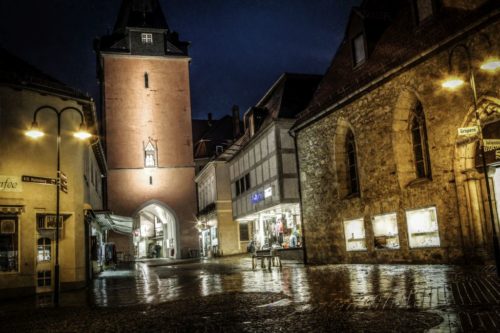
[135,257,201,267]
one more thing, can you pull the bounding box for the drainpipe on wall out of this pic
[289,129,308,265]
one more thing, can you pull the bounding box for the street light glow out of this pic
[25,122,44,138]
[441,78,464,90]
[480,59,500,71]
[73,130,92,140]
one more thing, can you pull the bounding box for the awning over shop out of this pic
[94,211,133,235]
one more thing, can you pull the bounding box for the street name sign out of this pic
[457,126,478,136]
[22,175,56,185]
[483,139,500,152]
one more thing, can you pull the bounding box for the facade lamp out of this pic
[442,57,499,90]
[73,124,92,140]
[25,121,45,138]
[480,58,500,71]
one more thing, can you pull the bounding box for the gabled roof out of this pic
[0,46,90,101]
[295,0,499,130]
[113,0,169,33]
[193,115,238,159]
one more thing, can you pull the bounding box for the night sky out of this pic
[0,0,359,119]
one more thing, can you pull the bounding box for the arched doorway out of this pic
[132,200,181,259]
[454,96,500,258]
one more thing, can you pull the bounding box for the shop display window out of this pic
[344,218,367,251]
[372,213,400,250]
[406,207,440,248]
[0,217,18,272]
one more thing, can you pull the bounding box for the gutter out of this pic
[291,8,500,134]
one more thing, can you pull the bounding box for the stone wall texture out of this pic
[297,23,500,264]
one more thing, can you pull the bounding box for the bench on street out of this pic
[252,249,282,270]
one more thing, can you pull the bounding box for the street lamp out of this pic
[25,105,91,306]
[442,40,499,275]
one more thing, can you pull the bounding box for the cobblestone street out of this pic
[1,256,500,332]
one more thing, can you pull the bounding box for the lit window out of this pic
[141,33,153,44]
[37,238,51,262]
[352,34,366,65]
[0,217,18,272]
[346,130,360,195]
[410,101,431,179]
[144,139,157,168]
[344,218,367,251]
[372,213,400,250]
[406,207,440,248]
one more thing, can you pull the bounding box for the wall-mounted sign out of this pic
[457,126,478,136]
[0,176,22,192]
[22,175,56,185]
[483,139,500,152]
[251,191,264,204]
[264,187,273,198]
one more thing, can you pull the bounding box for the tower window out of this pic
[416,0,434,23]
[352,34,366,66]
[144,138,157,168]
[141,33,153,44]
[144,72,149,88]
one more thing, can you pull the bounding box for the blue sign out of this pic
[251,191,264,204]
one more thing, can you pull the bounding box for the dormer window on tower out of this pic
[415,0,434,23]
[141,33,153,44]
[144,138,158,168]
[352,33,366,66]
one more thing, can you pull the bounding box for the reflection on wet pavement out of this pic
[48,256,500,331]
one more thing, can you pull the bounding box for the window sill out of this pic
[406,177,432,188]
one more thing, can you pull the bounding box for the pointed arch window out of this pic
[410,102,431,179]
[346,130,360,195]
[144,138,158,168]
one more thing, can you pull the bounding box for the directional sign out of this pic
[22,175,56,185]
[483,139,500,152]
[458,126,479,136]
[60,171,68,194]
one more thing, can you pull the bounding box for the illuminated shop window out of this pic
[344,218,367,251]
[37,238,51,262]
[37,270,51,287]
[141,33,153,44]
[372,213,400,250]
[0,217,18,272]
[406,207,440,248]
[144,139,157,168]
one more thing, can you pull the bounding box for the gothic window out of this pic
[141,33,153,44]
[410,102,431,179]
[346,130,360,195]
[352,33,366,66]
[144,139,157,168]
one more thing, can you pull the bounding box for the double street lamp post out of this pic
[442,41,499,274]
[26,105,91,306]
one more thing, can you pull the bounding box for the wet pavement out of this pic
[1,256,500,332]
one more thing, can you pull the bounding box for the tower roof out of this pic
[114,0,169,33]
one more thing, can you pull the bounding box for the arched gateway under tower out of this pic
[94,0,198,258]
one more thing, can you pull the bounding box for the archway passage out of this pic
[133,202,179,259]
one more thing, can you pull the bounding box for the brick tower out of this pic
[95,0,197,258]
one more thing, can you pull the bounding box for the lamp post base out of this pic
[54,264,60,307]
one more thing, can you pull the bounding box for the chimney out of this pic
[232,105,241,138]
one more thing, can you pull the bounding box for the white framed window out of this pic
[372,213,400,250]
[141,33,153,44]
[344,218,367,251]
[37,270,51,287]
[37,238,51,262]
[406,206,440,248]
[352,34,366,66]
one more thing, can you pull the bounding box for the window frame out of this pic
[141,33,153,44]
[0,216,19,273]
[352,33,366,67]
[346,130,360,195]
[410,102,432,179]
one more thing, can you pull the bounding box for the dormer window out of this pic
[352,33,366,66]
[141,33,153,44]
[416,0,434,23]
[144,138,157,168]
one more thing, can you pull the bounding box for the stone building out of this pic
[94,0,197,259]
[227,73,321,258]
[292,0,500,264]
[0,47,106,298]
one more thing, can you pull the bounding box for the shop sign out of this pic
[0,176,22,192]
[457,126,478,136]
[251,191,264,204]
[264,187,272,198]
[483,139,500,152]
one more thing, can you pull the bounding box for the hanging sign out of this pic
[457,126,478,136]
[483,139,500,152]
